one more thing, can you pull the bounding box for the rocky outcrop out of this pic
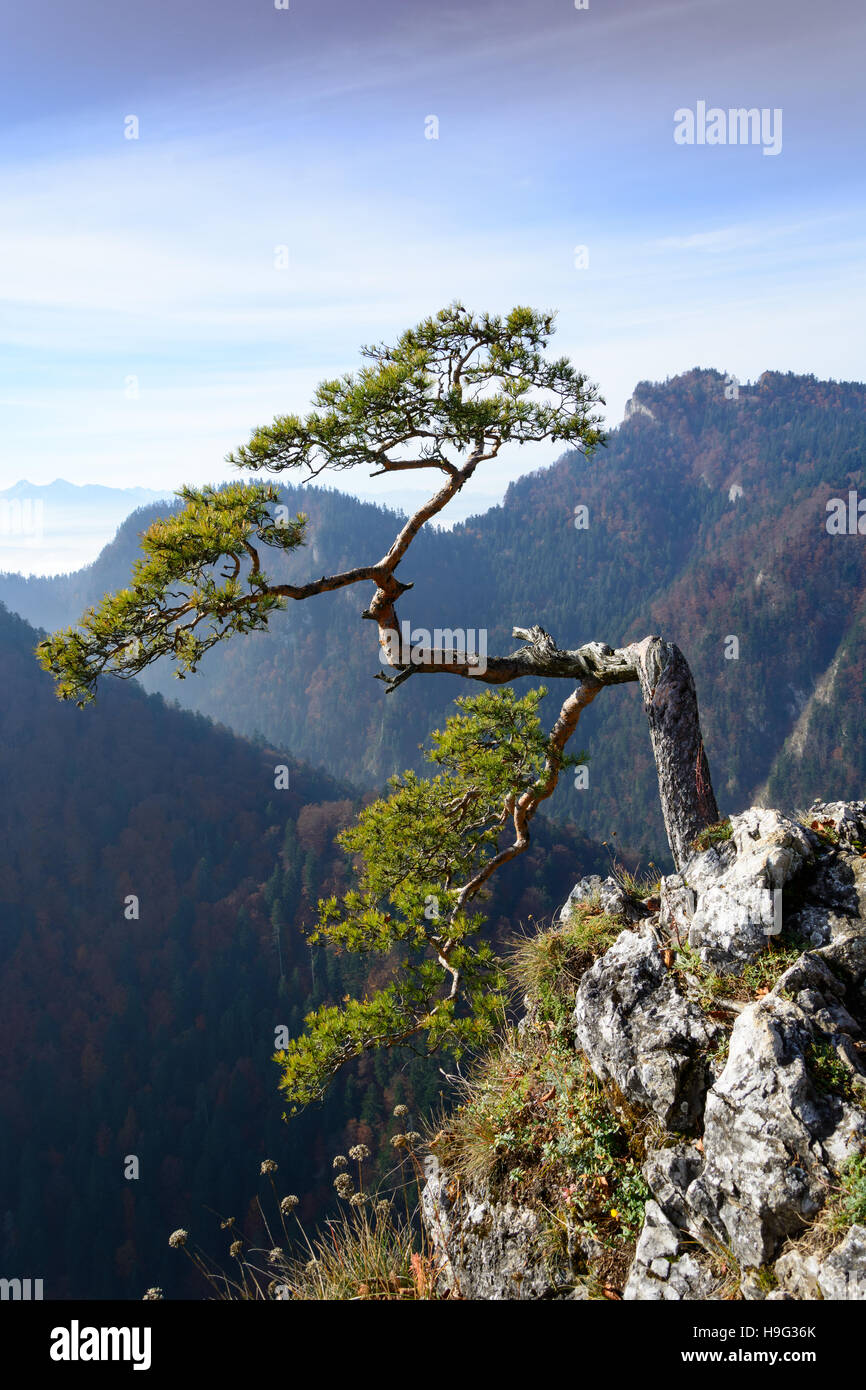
[624,1200,723,1300]
[648,989,866,1269]
[421,1168,583,1300]
[774,1226,866,1301]
[573,924,722,1130]
[421,800,866,1299]
[662,807,815,967]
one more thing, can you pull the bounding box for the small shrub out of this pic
[609,861,661,901]
[436,1025,648,1249]
[674,935,808,1013]
[801,815,841,847]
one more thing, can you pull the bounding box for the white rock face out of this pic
[683,993,866,1267]
[624,1201,722,1300]
[573,923,722,1129]
[818,1225,866,1299]
[421,801,866,1300]
[623,396,656,423]
[421,1171,575,1300]
[663,807,816,968]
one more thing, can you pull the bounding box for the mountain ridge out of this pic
[2,365,864,865]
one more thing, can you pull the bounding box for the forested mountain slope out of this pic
[0,601,604,1298]
[3,367,864,866]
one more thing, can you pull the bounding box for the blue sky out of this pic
[1,0,864,531]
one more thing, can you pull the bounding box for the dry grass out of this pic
[167,1128,439,1300]
[271,1205,434,1300]
[508,904,626,1029]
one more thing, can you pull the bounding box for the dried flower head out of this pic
[375,1199,392,1218]
[334,1172,354,1198]
[268,1247,284,1264]
[280,1195,300,1215]
[404,1132,421,1148]
[229,1240,243,1259]
[349,1143,370,1162]
[260,1159,278,1175]
[393,1104,409,1119]
[332,1154,348,1169]
[168,1229,188,1249]
[349,1191,368,1207]
[219,1216,236,1229]
[142,1287,164,1300]
[390,1133,407,1149]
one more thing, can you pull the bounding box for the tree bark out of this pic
[627,636,719,872]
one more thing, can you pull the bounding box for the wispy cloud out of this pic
[1,0,864,529]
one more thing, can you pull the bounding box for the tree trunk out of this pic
[628,636,719,872]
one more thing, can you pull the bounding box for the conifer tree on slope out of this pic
[40,304,718,1107]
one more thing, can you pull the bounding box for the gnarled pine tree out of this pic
[39,304,718,1107]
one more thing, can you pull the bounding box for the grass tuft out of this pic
[690,819,733,853]
[507,905,625,1030]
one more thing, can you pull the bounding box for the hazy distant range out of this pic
[0,477,502,577]
[0,479,176,576]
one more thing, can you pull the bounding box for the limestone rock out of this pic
[785,849,866,948]
[559,874,632,921]
[807,801,866,851]
[624,1201,722,1300]
[683,809,814,969]
[423,801,866,1300]
[573,923,722,1129]
[675,994,866,1267]
[421,1172,575,1300]
[774,1245,824,1299]
[817,1224,866,1299]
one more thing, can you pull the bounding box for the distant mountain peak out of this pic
[622,395,657,423]
[0,478,172,500]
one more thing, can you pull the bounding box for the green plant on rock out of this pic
[825,1151,866,1232]
[674,934,809,1014]
[609,860,661,901]
[690,819,733,853]
[433,1026,648,1247]
[806,1039,859,1103]
[799,813,842,848]
[508,906,625,1032]
[37,303,726,1125]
